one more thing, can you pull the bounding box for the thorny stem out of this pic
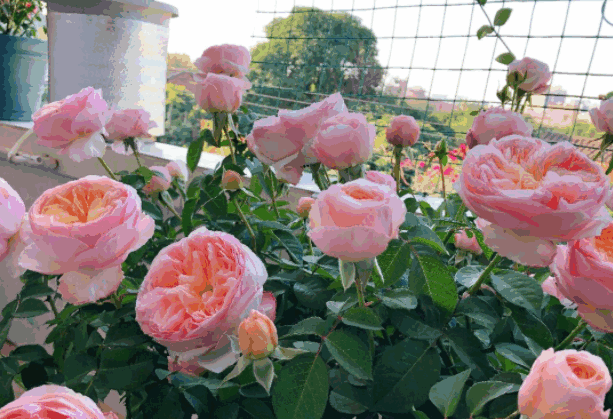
[223,127,237,166]
[503,410,520,419]
[97,158,118,180]
[393,145,403,194]
[467,253,502,295]
[555,319,588,351]
[47,297,59,318]
[478,3,514,56]
[232,196,257,251]
[268,170,281,218]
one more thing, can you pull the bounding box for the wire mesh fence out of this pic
[162,0,613,195]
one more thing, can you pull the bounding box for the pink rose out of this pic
[106,108,157,155]
[246,93,347,184]
[310,113,376,170]
[455,135,612,242]
[518,348,611,419]
[365,170,397,192]
[508,57,552,94]
[166,160,189,181]
[168,356,207,377]
[18,176,154,305]
[541,276,576,308]
[453,229,483,255]
[386,115,420,147]
[465,107,533,149]
[32,86,111,162]
[135,227,267,372]
[195,73,251,113]
[308,179,406,262]
[590,99,613,134]
[142,166,172,194]
[550,222,613,331]
[0,385,107,419]
[296,197,316,219]
[0,178,26,263]
[475,218,556,267]
[194,44,251,79]
[259,291,277,321]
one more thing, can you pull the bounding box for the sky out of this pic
[164,0,613,105]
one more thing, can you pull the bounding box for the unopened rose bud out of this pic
[142,166,172,194]
[296,197,315,219]
[238,310,278,359]
[222,170,244,190]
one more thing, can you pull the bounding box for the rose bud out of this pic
[166,160,189,181]
[142,166,172,194]
[194,44,251,79]
[238,309,278,359]
[296,197,315,219]
[453,229,482,255]
[386,115,420,147]
[195,73,251,113]
[465,107,533,149]
[590,99,613,134]
[222,170,244,190]
[507,57,552,94]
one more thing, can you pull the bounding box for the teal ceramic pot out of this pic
[0,33,48,121]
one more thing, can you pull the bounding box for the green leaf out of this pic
[329,383,371,415]
[183,385,213,416]
[495,343,536,369]
[456,297,499,330]
[20,284,55,300]
[380,289,418,311]
[281,317,327,338]
[253,357,275,393]
[64,354,97,384]
[14,299,49,318]
[10,345,51,362]
[97,348,155,391]
[339,260,356,291]
[181,196,199,236]
[342,307,383,330]
[187,136,205,172]
[121,174,145,190]
[391,311,443,342]
[446,328,496,380]
[293,276,335,311]
[508,304,553,349]
[141,200,163,221]
[410,254,458,320]
[272,353,328,419]
[369,239,412,286]
[477,0,487,5]
[373,338,441,413]
[142,385,185,419]
[273,230,303,265]
[455,266,485,288]
[429,369,472,417]
[491,271,543,315]
[136,166,154,183]
[477,25,494,39]
[496,52,516,65]
[104,321,150,347]
[404,219,449,255]
[241,398,275,419]
[325,330,372,380]
[494,8,512,26]
[466,381,520,415]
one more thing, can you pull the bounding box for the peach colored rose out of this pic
[259,291,277,321]
[246,93,347,184]
[166,160,189,181]
[194,44,251,79]
[0,178,26,263]
[453,229,482,255]
[296,197,315,219]
[455,135,612,242]
[195,74,251,113]
[365,170,397,193]
[103,413,119,419]
[32,86,111,163]
[135,227,267,372]
[550,222,613,331]
[541,276,575,308]
[0,385,107,419]
[518,348,611,419]
[308,179,406,262]
[310,113,376,170]
[508,57,552,94]
[465,107,533,149]
[18,176,154,305]
[238,309,278,359]
[590,99,613,134]
[221,170,244,190]
[386,115,420,147]
[106,108,157,155]
[142,166,172,195]
[475,218,556,267]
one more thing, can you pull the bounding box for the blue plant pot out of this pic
[0,33,48,122]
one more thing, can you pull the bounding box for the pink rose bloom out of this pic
[0,178,26,263]
[475,218,556,267]
[541,276,576,308]
[465,107,533,149]
[32,86,111,163]
[106,108,157,155]
[168,356,207,377]
[259,291,277,322]
[590,99,613,134]
[386,115,420,147]
[135,226,268,372]
[310,113,376,170]
[166,160,189,181]
[550,222,613,331]
[18,176,154,305]
[0,385,107,419]
[308,179,406,262]
[418,161,426,169]
[194,44,251,79]
[296,197,316,219]
[454,230,482,255]
[455,135,612,242]
[142,166,172,194]
[518,348,611,419]
[195,73,251,113]
[508,57,552,94]
[246,93,347,184]
[365,170,397,192]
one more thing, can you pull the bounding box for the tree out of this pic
[167,53,196,71]
[249,6,384,107]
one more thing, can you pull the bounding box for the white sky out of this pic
[165,0,613,104]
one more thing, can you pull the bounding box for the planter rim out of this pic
[44,0,179,18]
[0,33,48,44]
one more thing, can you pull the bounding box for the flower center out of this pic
[592,224,613,261]
[567,356,598,380]
[40,184,120,224]
[343,185,384,201]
